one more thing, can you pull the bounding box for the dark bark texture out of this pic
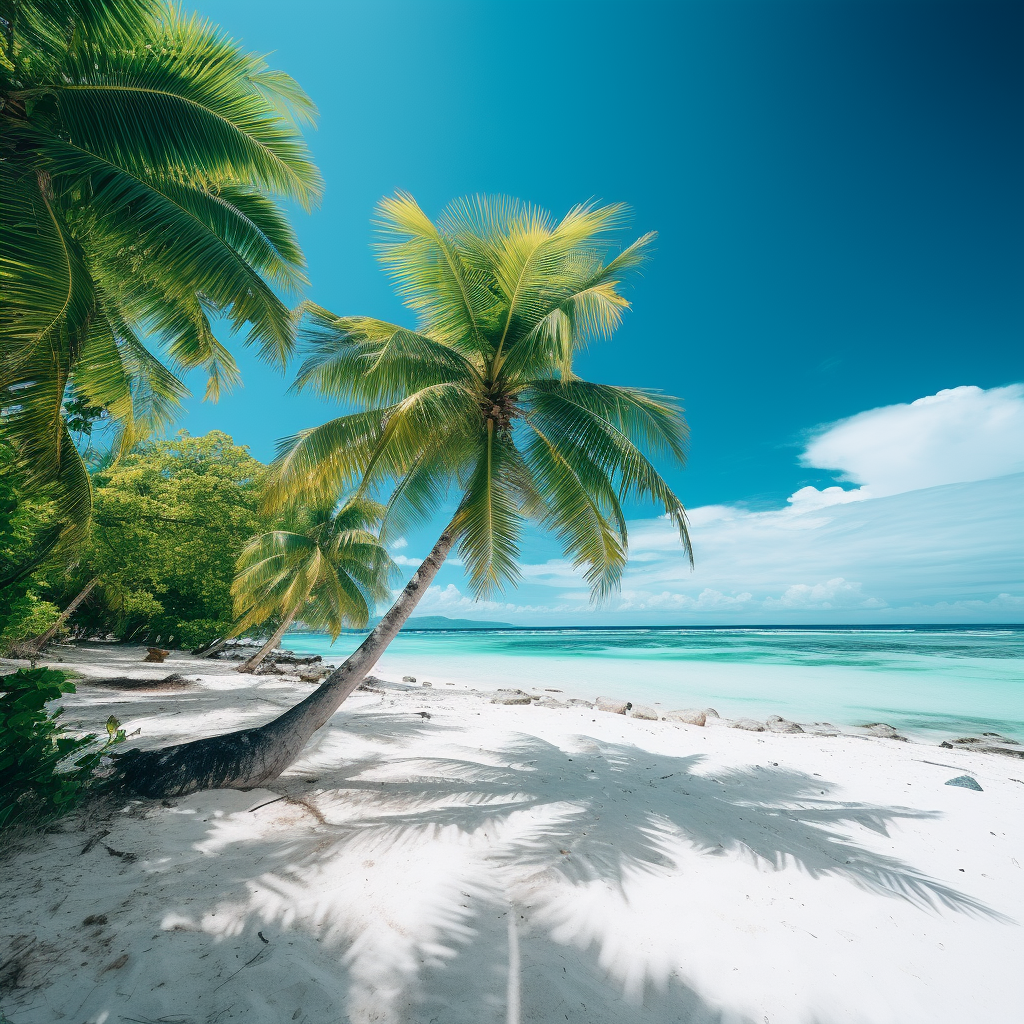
[118,526,457,798]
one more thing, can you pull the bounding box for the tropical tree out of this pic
[231,498,396,673]
[119,194,692,798]
[0,0,322,575]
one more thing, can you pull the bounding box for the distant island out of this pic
[382,615,513,631]
[295,614,514,633]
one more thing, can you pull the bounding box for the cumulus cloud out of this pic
[413,583,547,618]
[762,578,886,610]
[512,473,1023,621]
[800,384,1024,499]
[389,537,408,550]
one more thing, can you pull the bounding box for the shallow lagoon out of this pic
[286,625,1024,741]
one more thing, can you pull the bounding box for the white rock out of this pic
[595,697,630,715]
[766,715,804,734]
[664,709,706,726]
[627,704,659,721]
[731,718,766,732]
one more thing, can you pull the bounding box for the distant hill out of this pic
[296,614,514,634]
[387,615,513,631]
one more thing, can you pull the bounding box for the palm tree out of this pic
[119,194,692,798]
[230,498,396,674]
[0,0,322,578]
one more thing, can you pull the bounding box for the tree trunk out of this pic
[195,636,229,658]
[27,577,98,653]
[118,524,457,798]
[236,609,298,673]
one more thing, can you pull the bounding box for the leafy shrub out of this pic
[0,668,125,833]
[174,618,233,651]
[0,591,60,656]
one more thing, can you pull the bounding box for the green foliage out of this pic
[233,497,397,641]
[41,430,267,646]
[0,0,322,552]
[0,443,61,652]
[271,195,692,602]
[0,667,125,833]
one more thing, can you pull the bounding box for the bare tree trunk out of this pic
[119,524,457,798]
[195,637,229,658]
[27,577,98,653]
[236,609,297,673]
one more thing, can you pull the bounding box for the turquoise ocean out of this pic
[284,625,1024,742]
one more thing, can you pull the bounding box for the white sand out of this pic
[1,644,1021,1024]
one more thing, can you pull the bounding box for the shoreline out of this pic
[1,643,1022,1023]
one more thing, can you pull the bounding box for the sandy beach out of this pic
[1,644,1021,1024]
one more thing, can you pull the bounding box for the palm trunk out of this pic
[196,637,229,658]
[27,577,98,653]
[119,524,457,798]
[236,609,297,673]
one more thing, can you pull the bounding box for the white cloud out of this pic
[392,554,421,567]
[512,473,1023,621]
[800,384,1024,498]
[413,583,548,618]
[762,577,886,610]
[389,537,408,550]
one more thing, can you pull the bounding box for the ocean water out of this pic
[284,625,1024,741]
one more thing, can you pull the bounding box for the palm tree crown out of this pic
[0,0,322,552]
[232,497,396,641]
[271,194,691,601]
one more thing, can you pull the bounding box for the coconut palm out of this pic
[230,498,396,674]
[0,0,322,579]
[119,193,692,798]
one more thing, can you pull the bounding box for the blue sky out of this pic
[181,0,1023,622]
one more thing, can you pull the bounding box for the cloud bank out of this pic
[793,383,1024,507]
[402,385,1024,623]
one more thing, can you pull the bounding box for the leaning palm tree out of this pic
[231,498,396,674]
[0,0,322,580]
[119,193,692,798]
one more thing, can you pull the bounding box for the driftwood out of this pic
[143,648,170,663]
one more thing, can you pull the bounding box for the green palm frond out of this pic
[275,193,692,602]
[1,0,319,547]
[232,497,396,639]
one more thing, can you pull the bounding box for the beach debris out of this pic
[731,719,766,732]
[87,673,195,691]
[766,715,804,734]
[545,688,563,692]
[704,708,720,718]
[422,681,432,687]
[298,668,328,682]
[143,647,170,663]
[664,709,707,726]
[82,915,107,927]
[416,711,432,719]
[100,954,128,973]
[945,775,983,791]
[595,697,631,714]
[491,689,533,705]
[627,704,660,721]
[861,723,908,741]
[403,675,417,682]
[254,662,284,675]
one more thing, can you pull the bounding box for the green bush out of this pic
[174,618,233,651]
[0,668,125,833]
[0,591,60,655]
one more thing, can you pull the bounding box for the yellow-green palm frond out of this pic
[231,496,396,639]
[277,193,691,602]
